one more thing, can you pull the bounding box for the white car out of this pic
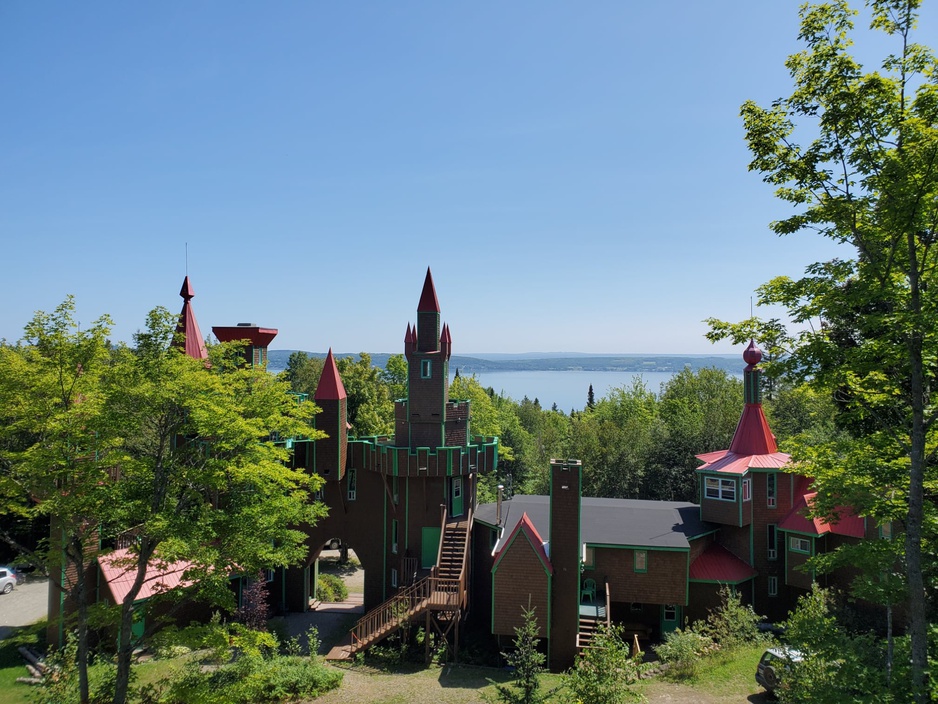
[0,566,19,594]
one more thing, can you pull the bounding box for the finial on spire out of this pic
[179,276,195,301]
[742,339,763,368]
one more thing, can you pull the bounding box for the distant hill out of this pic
[267,350,741,375]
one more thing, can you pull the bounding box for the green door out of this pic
[660,604,681,635]
[451,477,464,517]
[131,608,145,642]
[421,527,441,568]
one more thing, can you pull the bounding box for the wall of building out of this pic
[594,547,688,606]
[492,540,550,638]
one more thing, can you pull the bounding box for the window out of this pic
[634,550,648,573]
[264,569,275,583]
[767,524,777,560]
[421,360,432,378]
[766,473,777,508]
[392,475,399,505]
[790,536,811,554]
[880,521,893,540]
[582,545,595,569]
[768,576,778,597]
[347,468,357,501]
[663,605,677,622]
[391,568,398,588]
[705,476,736,501]
[392,519,399,554]
[742,477,751,502]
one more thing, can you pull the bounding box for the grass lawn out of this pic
[0,624,768,704]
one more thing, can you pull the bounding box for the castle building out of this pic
[50,269,879,665]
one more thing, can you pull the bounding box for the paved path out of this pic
[0,575,48,639]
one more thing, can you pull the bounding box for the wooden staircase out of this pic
[577,581,610,655]
[326,510,471,661]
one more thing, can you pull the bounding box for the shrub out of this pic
[566,624,650,703]
[316,573,348,602]
[654,628,713,680]
[695,585,763,651]
[489,604,550,704]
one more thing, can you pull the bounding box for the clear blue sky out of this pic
[2,2,929,355]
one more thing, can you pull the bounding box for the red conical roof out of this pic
[728,403,778,455]
[315,349,347,401]
[417,267,440,313]
[405,323,413,345]
[173,276,208,360]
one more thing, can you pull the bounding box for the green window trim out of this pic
[421,359,432,378]
[634,550,648,573]
[789,536,811,554]
[704,476,736,502]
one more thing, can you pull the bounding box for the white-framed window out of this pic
[742,477,751,502]
[766,472,777,508]
[790,536,811,554]
[768,576,778,597]
[421,360,432,378]
[705,476,736,501]
[392,519,399,554]
[880,521,893,540]
[663,604,677,622]
[767,524,777,560]
[634,550,648,573]
[391,568,398,588]
[347,467,357,501]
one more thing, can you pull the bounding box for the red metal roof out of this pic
[779,480,865,538]
[172,276,208,360]
[492,512,553,575]
[98,548,194,604]
[689,544,757,583]
[212,324,278,348]
[696,449,791,475]
[417,268,440,313]
[315,349,347,401]
[729,403,778,455]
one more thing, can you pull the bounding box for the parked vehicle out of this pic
[756,647,803,692]
[323,538,342,551]
[0,566,18,594]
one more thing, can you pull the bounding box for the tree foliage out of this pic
[565,623,648,704]
[0,301,327,704]
[491,604,549,704]
[729,1,938,696]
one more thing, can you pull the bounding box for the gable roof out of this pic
[492,512,553,575]
[779,478,865,538]
[689,543,758,583]
[98,548,194,604]
[478,495,716,553]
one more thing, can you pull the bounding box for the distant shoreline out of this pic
[267,350,742,375]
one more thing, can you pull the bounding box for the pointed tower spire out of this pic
[173,276,208,360]
[728,340,777,455]
[417,267,440,312]
[315,349,348,401]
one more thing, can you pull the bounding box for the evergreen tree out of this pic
[492,604,548,704]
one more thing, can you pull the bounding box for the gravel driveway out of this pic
[0,575,48,639]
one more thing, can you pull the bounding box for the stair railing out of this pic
[350,576,433,649]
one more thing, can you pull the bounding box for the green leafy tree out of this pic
[0,297,117,704]
[732,1,938,696]
[0,302,327,704]
[566,623,649,704]
[336,353,394,436]
[282,351,324,398]
[380,353,408,403]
